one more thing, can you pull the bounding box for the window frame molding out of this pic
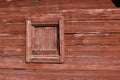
[26,16,64,63]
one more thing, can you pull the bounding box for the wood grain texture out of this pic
[26,17,65,63]
[0,39,25,46]
[66,52,120,58]
[66,46,120,52]
[65,34,120,40]
[0,0,120,79]
[26,20,33,62]
[0,46,25,52]
[65,21,120,33]
[0,0,116,9]
[63,9,120,21]
[0,69,120,77]
[0,69,120,80]
[0,76,119,80]
[65,39,120,46]
[0,56,120,70]
[33,27,58,50]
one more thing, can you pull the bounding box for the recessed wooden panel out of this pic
[33,27,58,51]
[26,17,64,63]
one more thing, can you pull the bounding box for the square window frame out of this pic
[26,16,64,63]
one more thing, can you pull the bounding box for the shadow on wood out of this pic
[112,0,120,7]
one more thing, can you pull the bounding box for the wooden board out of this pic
[65,21,120,33]
[63,9,120,20]
[0,0,116,8]
[0,0,120,79]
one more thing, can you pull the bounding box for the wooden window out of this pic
[26,18,64,63]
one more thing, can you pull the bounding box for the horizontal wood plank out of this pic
[0,46,25,52]
[0,35,25,39]
[65,39,120,46]
[0,29,25,35]
[0,16,25,23]
[65,34,120,40]
[63,9,120,21]
[0,51,25,57]
[65,21,120,33]
[0,39,25,46]
[0,57,120,70]
[66,52,120,58]
[0,76,119,80]
[0,0,115,8]
[1,9,120,23]
[0,69,120,77]
[0,14,60,23]
[66,46,120,52]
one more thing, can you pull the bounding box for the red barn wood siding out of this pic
[0,0,120,80]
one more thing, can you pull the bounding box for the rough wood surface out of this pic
[34,27,57,50]
[0,0,120,79]
[0,0,116,8]
[65,21,120,33]
[0,56,120,70]
[0,69,120,80]
[63,9,120,20]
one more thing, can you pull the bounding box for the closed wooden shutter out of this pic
[26,17,64,63]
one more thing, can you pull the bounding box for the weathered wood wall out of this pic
[0,0,120,80]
